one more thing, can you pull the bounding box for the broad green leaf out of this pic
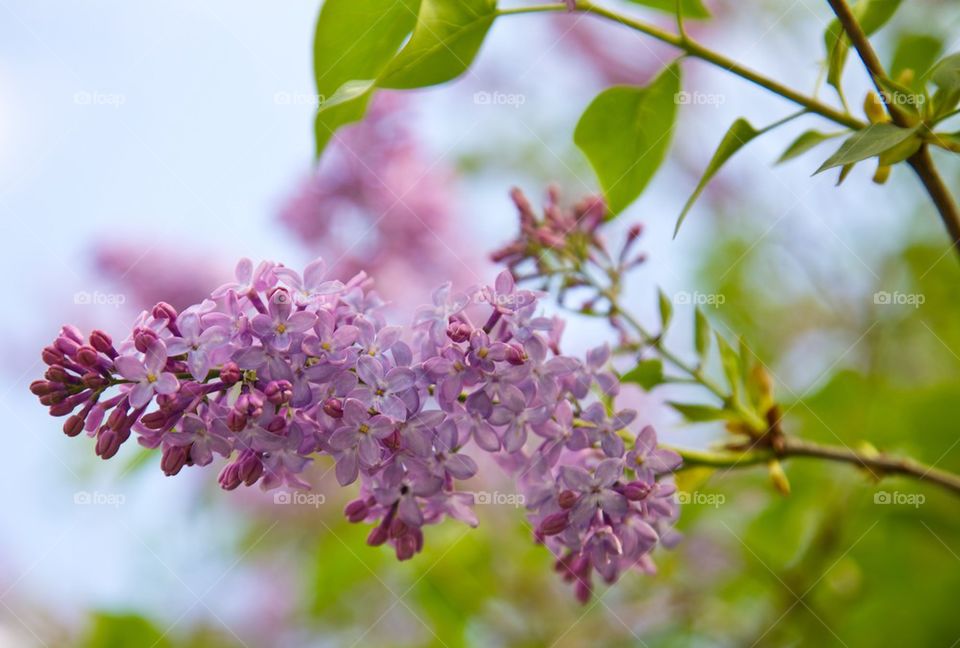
[313,0,421,155]
[694,306,710,359]
[315,81,376,155]
[675,118,759,236]
[889,33,943,90]
[824,0,903,94]
[668,402,732,422]
[379,0,497,89]
[931,52,960,93]
[716,333,741,400]
[930,52,960,119]
[658,288,673,330]
[815,123,919,173]
[621,358,664,390]
[626,0,710,19]
[574,64,681,215]
[776,130,843,164]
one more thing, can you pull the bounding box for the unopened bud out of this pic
[873,164,891,185]
[220,362,241,385]
[537,512,570,536]
[768,459,791,496]
[864,91,889,124]
[558,490,579,509]
[322,397,344,419]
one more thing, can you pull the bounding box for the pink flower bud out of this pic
[558,489,579,509]
[537,512,570,536]
[89,330,116,356]
[220,362,241,385]
[322,397,344,419]
[63,414,85,437]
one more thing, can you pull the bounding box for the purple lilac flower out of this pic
[33,251,681,601]
[626,426,683,485]
[114,340,179,408]
[165,312,229,380]
[329,399,395,485]
[251,288,317,350]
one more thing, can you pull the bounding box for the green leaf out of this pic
[930,52,960,119]
[379,0,497,89]
[837,162,855,185]
[824,0,903,94]
[931,52,960,93]
[658,288,673,330]
[675,118,760,236]
[716,333,741,400]
[694,306,710,359]
[626,0,710,19]
[776,130,843,164]
[668,402,732,422]
[889,33,943,90]
[621,358,664,390]
[313,0,422,155]
[815,123,919,173]
[574,64,681,215]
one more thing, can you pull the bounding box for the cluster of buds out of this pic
[491,187,646,315]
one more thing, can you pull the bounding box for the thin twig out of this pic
[826,0,960,255]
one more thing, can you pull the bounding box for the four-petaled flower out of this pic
[114,340,179,408]
[251,288,317,350]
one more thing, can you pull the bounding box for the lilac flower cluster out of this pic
[32,256,680,601]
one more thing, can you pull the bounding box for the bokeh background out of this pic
[2,0,959,645]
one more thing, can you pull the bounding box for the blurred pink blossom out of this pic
[93,241,228,311]
[279,93,479,310]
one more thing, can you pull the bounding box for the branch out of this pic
[502,1,960,256]
[825,0,960,256]
[672,438,960,497]
[499,2,864,129]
